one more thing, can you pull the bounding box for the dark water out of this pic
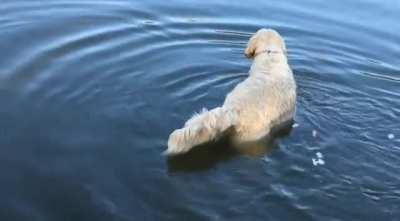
[1,0,399,220]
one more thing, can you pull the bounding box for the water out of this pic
[1,0,399,220]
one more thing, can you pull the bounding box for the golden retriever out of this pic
[165,28,296,155]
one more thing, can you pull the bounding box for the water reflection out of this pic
[168,122,293,172]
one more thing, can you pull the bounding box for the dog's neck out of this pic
[253,48,284,57]
[249,49,287,76]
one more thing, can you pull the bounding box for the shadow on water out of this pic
[167,136,237,173]
[167,121,293,173]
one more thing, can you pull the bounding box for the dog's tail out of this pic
[164,107,236,156]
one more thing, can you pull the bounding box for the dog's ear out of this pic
[244,35,258,59]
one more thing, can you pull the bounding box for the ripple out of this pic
[1,0,400,220]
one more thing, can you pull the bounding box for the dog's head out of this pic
[244,28,287,59]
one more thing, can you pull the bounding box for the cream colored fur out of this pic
[165,28,296,155]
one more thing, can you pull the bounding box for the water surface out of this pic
[1,0,399,220]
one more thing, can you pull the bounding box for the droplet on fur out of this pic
[292,123,299,128]
[316,152,323,158]
[312,130,317,137]
[388,134,395,139]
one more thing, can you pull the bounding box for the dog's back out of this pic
[223,65,296,142]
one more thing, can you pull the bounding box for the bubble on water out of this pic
[316,152,323,158]
[292,123,299,128]
[312,130,317,138]
[388,133,395,139]
[312,158,317,166]
[312,158,325,166]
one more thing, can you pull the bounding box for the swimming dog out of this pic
[165,29,296,155]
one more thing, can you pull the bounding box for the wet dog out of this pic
[165,29,296,155]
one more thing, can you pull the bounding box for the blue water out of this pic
[1,0,399,220]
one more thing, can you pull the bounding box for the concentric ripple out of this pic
[0,0,399,220]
